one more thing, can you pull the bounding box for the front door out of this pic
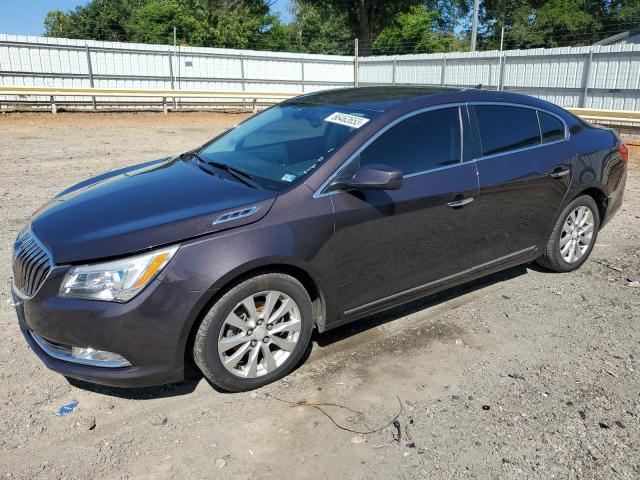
[328,106,481,316]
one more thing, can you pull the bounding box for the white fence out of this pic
[360,44,640,111]
[0,33,353,108]
[1,33,639,112]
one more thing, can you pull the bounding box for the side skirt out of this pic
[322,246,538,332]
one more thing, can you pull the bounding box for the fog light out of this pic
[71,347,131,367]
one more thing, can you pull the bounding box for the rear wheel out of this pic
[193,273,313,392]
[537,195,600,272]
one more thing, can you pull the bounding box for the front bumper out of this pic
[13,267,208,388]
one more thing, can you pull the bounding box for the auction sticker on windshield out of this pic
[324,112,370,129]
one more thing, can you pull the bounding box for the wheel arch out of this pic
[573,186,608,224]
[180,260,329,371]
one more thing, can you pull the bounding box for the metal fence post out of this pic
[354,39,359,87]
[240,53,246,110]
[392,59,396,85]
[498,54,506,91]
[441,57,447,86]
[168,49,176,110]
[580,49,594,108]
[85,45,96,110]
[301,57,305,93]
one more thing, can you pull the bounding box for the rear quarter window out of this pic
[538,112,566,143]
[475,105,541,156]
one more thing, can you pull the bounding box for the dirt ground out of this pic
[0,112,639,480]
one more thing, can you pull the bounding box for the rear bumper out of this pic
[602,165,627,228]
[13,270,207,388]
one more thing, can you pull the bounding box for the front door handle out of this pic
[549,167,570,178]
[447,197,474,208]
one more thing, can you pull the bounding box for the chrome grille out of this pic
[12,230,52,298]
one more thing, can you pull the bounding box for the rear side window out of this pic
[539,112,565,143]
[359,107,461,174]
[475,105,540,156]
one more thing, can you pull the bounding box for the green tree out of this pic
[43,0,283,49]
[43,10,75,38]
[44,0,148,41]
[478,0,640,49]
[126,0,198,44]
[284,2,353,54]
[299,0,426,55]
[373,4,466,54]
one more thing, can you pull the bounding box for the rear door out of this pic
[470,104,572,265]
[326,106,480,316]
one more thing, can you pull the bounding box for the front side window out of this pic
[199,102,379,190]
[358,107,461,175]
[475,105,541,156]
[539,111,566,143]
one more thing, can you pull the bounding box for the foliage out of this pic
[299,0,424,55]
[42,0,640,52]
[44,0,282,49]
[44,0,147,41]
[478,0,640,49]
[282,1,353,54]
[372,4,467,54]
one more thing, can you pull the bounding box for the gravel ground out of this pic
[0,112,639,480]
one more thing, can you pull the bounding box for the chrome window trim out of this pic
[313,103,468,199]
[474,137,570,163]
[403,160,470,178]
[470,102,570,162]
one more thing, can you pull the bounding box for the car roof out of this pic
[291,85,568,118]
[293,85,466,112]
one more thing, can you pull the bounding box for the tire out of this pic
[193,273,313,392]
[537,195,600,272]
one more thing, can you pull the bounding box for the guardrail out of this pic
[565,107,640,126]
[1,85,639,127]
[0,85,298,113]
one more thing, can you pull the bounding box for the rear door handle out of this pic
[447,197,474,208]
[549,167,570,178]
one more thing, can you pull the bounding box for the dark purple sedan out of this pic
[12,86,628,391]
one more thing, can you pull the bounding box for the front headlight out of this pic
[59,246,178,302]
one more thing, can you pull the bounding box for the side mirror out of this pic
[332,164,403,192]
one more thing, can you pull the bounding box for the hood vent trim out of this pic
[213,205,261,225]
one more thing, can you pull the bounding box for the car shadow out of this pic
[66,263,530,399]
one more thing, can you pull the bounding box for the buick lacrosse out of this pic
[13,86,627,391]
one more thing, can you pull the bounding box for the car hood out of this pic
[30,157,276,264]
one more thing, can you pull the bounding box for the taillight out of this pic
[617,143,628,164]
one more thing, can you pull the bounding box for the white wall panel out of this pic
[1,34,638,111]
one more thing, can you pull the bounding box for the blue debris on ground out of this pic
[56,401,79,416]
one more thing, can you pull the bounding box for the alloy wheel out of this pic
[217,291,302,378]
[559,206,594,263]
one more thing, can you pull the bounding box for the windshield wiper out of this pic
[183,151,259,189]
[208,161,260,189]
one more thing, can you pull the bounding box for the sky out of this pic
[0,0,292,36]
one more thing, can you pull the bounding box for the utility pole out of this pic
[173,26,177,48]
[471,0,479,52]
[500,26,505,51]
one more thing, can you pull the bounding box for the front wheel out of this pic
[536,195,600,272]
[193,273,313,392]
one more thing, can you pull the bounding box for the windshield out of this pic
[198,102,379,190]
